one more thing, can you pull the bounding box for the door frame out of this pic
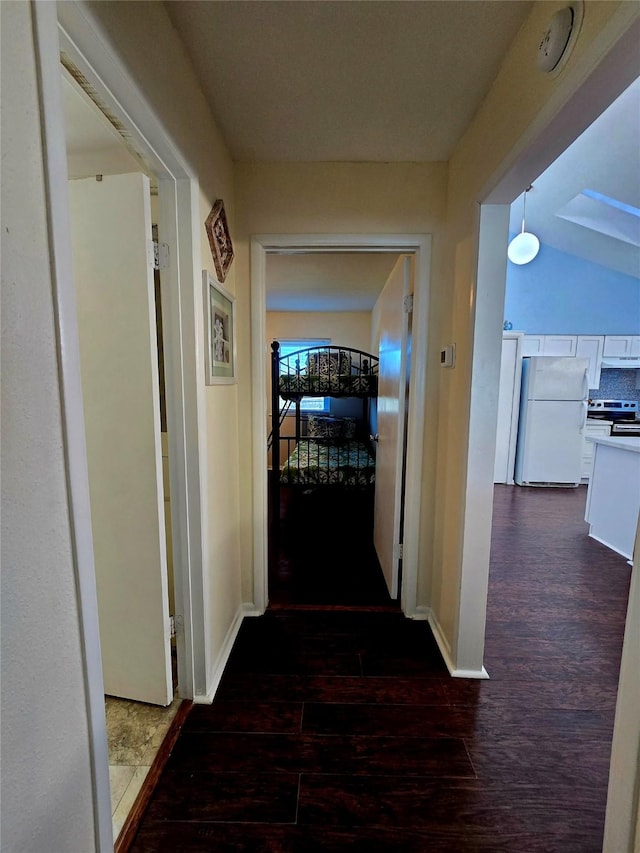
[56,3,211,697]
[251,234,431,617]
[455,6,640,677]
[34,3,209,848]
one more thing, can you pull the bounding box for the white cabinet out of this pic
[521,334,638,390]
[522,335,544,356]
[494,332,524,484]
[543,335,578,357]
[523,334,578,357]
[603,335,640,357]
[582,420,612,481]
[585,436,640,560]
[576,335,604,389]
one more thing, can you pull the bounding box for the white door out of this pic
[373,256,412,599]
[68,173,173,706]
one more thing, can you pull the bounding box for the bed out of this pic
[280,438,376,487]
[270,341,379,498]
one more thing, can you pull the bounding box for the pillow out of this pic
[307,350,351,376]
[307,415,343,442]
[342,417,357,440]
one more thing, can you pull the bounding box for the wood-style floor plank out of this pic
[129,485,630,853]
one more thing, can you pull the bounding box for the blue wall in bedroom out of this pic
[503,240,640,334]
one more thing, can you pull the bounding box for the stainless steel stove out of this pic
[587,399,640,436]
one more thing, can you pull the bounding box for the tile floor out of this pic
[106,690,181,841]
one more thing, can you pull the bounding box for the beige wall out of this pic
[235,162,449,601]
[1,3,96,849]
[267,311,372,354]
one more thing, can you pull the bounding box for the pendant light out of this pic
[508,186,540,265]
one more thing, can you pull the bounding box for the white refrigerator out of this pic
[514,356,589,487]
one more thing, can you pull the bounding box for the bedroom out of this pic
[265,251,407,608]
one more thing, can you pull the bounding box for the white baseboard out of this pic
[452,666,490,679]
[194,604,246,704]
[411,605,431,621]
[428,611,490,680]
[588,531,632,562]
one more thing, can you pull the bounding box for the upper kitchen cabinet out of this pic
[576,335,604,389]
[521,335,543,356]
[603,335,640,357]
[541,335,578,357]
[521,334,605,388]
[523,334,577,357]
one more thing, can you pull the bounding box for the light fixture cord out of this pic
[521,185,533,234]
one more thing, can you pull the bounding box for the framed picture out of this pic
[205,199,234,283]
[203,270,236,384]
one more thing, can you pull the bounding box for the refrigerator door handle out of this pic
[580,401,588,432]
[582,368,589,401]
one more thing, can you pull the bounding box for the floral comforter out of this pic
[280,440,376,486]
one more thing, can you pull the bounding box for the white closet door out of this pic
[373,256,411,599]
[69,173,172,706]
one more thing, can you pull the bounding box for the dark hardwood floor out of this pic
[130,484,631,852]
[268,483,397,608]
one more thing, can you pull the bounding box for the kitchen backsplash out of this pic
[590,369,640,403]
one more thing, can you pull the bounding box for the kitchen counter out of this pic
[586,434,640,453]
[585,435,640,561]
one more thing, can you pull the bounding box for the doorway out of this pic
[62,65,180,840]
[62,65,176,702]
[251,235,431,619]
[453,26,640,678]
[483,74,639,647]
[265,252,403,608]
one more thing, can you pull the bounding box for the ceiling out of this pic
[266,253,401,312]
[164,0,533,162]
[62,2,639,311]
[508,76,640,280]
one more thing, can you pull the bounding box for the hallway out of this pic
[268,482,397,608]
[128,485,631,852]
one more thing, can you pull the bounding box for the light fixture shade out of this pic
[508,231,540,265]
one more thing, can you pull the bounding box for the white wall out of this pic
[0,3,96,849]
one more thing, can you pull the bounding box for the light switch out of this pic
[440,344,456,368]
